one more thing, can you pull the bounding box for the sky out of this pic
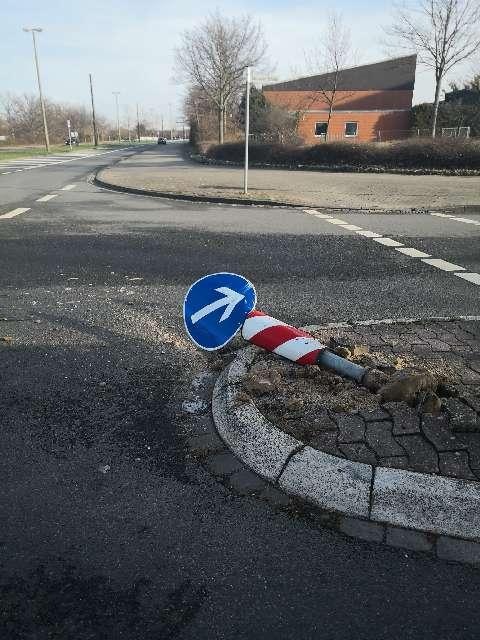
[0,0,476,128]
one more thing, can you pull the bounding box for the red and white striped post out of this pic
[241,310,366,382]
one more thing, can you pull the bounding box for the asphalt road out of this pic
[1,144,480,640]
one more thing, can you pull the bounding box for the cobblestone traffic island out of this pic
[210,317,480,562]
[245,319,480,482]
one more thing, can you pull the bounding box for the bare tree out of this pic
[175,11,267,144]
[304,11,353,139]
[387,0,480,136]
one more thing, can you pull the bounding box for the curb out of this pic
[211,319,480,565]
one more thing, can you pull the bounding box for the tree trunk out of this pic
[326,101,334,142]
[218,106,224,144]
[432,74,443,138]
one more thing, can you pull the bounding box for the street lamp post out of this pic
[112,91,121,142]
[23,27,50,153]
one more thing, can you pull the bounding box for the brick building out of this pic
[263,55,417,143]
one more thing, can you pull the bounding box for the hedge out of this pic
[206,138,480,171]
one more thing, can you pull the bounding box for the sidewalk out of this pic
[96,144,480,212]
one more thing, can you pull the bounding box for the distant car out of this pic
[157,137,167,145]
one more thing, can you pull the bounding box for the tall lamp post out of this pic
[23,27,50,153]
[112,91,121,142]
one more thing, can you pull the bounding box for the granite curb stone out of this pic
[209,318,480,565]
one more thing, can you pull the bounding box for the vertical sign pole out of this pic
[244,67,251,195]
[89,73,99,147]
[67,119,72,151]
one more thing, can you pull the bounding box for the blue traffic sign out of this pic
[184,272,256,350]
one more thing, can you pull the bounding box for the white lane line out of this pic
[373,237,404,247]
[355,230,382,238]
[60,184,77,191]
[343,224,362,231]
[36,194,58,202]
[1,171,12,175]
[326,218,349,225]
[15,169,23,172]
[314,213,333,219]
[0,207,31,219]
[455,272,480,285]
[395,247,431,258]
[421,258,466,272]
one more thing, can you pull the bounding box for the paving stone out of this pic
[206,451,244,476]
[259,485,292,507]
[228,469,267,495]
[366,421,404,457]
[422,414,467,451]
[470,360,480,374]
[385,402,421,435]
[386,526,434,552]
[395,435,439,473]
[188,415,216,436]
[425,338,451,352]
[463,394,480,414]
[336,413,365,443]
[340,517,384,542]
[444,398,479,431]
[439,451,477,480]
[456,434,480,469]
[461,366,480,384]
[309,431,344,457]
[359,407,391,422]
[187,433,226,456]
[437,537,480,566]
[339,442,377,465]
[378,456,410,470]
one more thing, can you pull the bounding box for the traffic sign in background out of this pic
[183,272,256,350]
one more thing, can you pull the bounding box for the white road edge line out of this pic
[36,194,58,202]
[0,207,31,219]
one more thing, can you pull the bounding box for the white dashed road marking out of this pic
[326,218,348,225]
[36,194,58,202]
[395,247,431,258]
[0,207,31,219]
[421,258,466,272]
[304,208,479,286]
[60,184,77,191]
[355,230,382,238]
[455,272,480,285]
[373,237,404,247]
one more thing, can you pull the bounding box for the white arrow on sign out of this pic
[190,287,245,325]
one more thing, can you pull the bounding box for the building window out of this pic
[345,122,358,137]
[315,122,328,136]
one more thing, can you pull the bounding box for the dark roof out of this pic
[263,55,417,92]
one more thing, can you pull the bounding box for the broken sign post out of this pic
[183,273,366,382]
